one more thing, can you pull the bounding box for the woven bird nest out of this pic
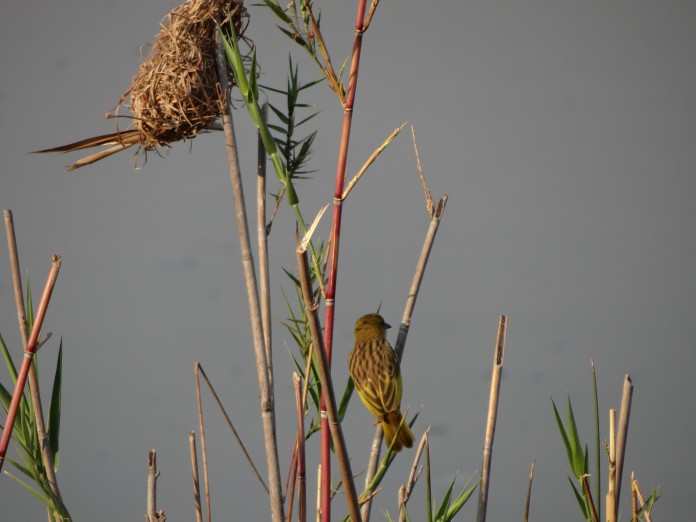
[111,0,248,150]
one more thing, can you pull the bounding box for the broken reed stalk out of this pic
[476,315,507,522]
[361,194,447,521]
[632,473,652,522]
[614,375,633,518]
[523,459,535,522]
[0,255,61,473]
[295,243,361,522]
[398,428,429,522]
[316,465,322,522]
[320,1,370,518]
[147,449,158,521]
[257,103,273,386]
[606,409,616,522]
[214,31,285,522]
[294,373,307,522]
[189,432,203,522]
[3,210,64,508]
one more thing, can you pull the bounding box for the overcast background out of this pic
[1,1,695,520]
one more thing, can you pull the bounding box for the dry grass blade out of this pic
[411,126,434,217]
[398,427,429,522]
[341,123,406,201]
[632,474,653,522]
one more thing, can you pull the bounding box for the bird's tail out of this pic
[382,411,414,453]
[34,129,143,171]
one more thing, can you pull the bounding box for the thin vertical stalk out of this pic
[0,255,61,472]
[321,2,369,519]
[476,315,507,522]
[614,375,633,519]
[296,243,360,522]
[4,210,63,509]
[194,363,211,522]
[189,432,203,522]
[294,373,307,522]
[523,459,535,522]
[606,409,616,522]
[214,33,285,522]
[361,196,447,521]
[258,104,273,384]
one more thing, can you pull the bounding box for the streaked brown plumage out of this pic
[348,313,414,452]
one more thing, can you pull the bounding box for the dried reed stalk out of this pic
[398,428,429,522]
[523,459,535,522]
[295,242,360,522]
[614,375,633,517]
[606,409,616,522]
[320,1,370,518]
[632,473,652,522]
[476,315,507,522]
[147,450,158,521]
[3,210,64,509]
[194,362,212,522]
[214,32,284,522]
[0,255,61,473]
[361,189,447,521]
[189,432,203,522]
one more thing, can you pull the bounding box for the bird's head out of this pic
[354,313,392,340]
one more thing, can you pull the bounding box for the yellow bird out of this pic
[348,313,414,452]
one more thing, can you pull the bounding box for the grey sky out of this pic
[1,1,695,520]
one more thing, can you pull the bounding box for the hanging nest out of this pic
[37,0,249,170]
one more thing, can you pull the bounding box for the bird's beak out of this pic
[384,322,392,329]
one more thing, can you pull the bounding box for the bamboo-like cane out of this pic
[631,476,638,522]
[194,363,212,522]
[476,315,507,522]
[523,459,535,522]
[320,1,370,519]
[296,241,361,522]
[0,255,61,473]
[606,409,616,522]
[316,464,322,522]
[189,432,203,522]
[294,373,307,522]
[214,32,285,522]
[3,210,64,510]
[614,375,633,518]
[361,194,448,521]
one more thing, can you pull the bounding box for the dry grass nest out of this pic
[111,0,249,150]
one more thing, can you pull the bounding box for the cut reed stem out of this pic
[194,362,212,522]
[606,409,616,522]
[294,373,307,522]
[476,315,507,522]
[614,375,633,518]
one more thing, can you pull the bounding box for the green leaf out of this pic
[442,476,480,521]
[0,332,19,384]
[3,470,54,509]
[47,341,62,471]
[567,475,590,519]
[337,377,354,421]
[261,0,293,24]
[434,476,455,521]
